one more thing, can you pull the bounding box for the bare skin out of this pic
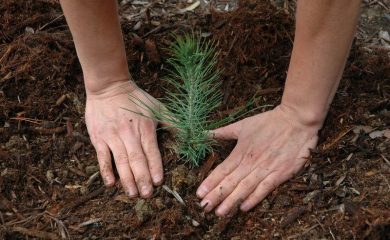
[60,0,163,198]
[197,0,362,216]
[60,0,362,215]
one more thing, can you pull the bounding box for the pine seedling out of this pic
[128,35,247,166]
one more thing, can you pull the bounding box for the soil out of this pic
[1,0,389,239]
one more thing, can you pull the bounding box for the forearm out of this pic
[60,0,131,94]
[281,0,362,127]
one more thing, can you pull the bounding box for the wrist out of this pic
[85,78,138,99]
[277,102,325,130]
[82,55,133,95]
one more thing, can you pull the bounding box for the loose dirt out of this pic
[1,0,389,239]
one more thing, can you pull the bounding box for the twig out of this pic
[59,186,105,216]
[46,213,70,240]
[381,154,390,166]
[8,226,58,240]
[321,127,354,151]
[226,35,238,56]
[329,228,336,240]
[78,218,101,228]
[256,87,282,95]
[162,185,185,206]
[9,117,43,124]
[4,212,45,227]
[287,224,319,239]
[38,14,64,31]
[0,126,66,135]
[86,171,101,187]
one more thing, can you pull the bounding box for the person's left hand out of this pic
[196,105,320,216]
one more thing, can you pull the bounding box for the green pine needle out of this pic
[128,34,265,166]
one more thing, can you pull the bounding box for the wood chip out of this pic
[281,206,307,228]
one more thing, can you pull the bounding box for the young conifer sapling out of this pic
[129,35,246,166]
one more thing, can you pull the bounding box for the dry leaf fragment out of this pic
[335,175,346,187]
[369,129,390,139]
[115,194,132,204]
[353,125,373,134]
[179,0,200,13]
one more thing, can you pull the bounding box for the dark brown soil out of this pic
[1,0,389,239]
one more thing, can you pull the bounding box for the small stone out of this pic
[134,199,152,222]
[85,165,99,175]
[133,21,142,31]
[80,186,88,195]
[192,219,200,227]
[154,198,165,210]
[46,170,54,183]
[61,170,69,178]
[25,26,34,34]
[274,195,292,207]
[379,30,390,42]
[231,236,241,240]
[5,136,24,149]
[365,171,376,177]
[261,199,270,210]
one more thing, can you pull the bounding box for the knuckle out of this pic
[225,175,238,187]
[96,149,109,160]
[141,120,156,134]
[120,176,134,186]
[262,179,277,191]
[143,119,155,128]
[217,165,230,176]
[99,162,111,173]
[115,153,129,165]
[128,151,145,163]
[240,178,253,188]
[148,148,161,159]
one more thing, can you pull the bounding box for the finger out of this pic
[197,146,243,198]
[94,141,115,186]
[210,120,242,140]
[140,120,164,185]
[106,137,138,197]
[121,129,153,198]
[240,171,291,212]
[215,167,270,216]
[200,163,251,213]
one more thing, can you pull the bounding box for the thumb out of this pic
[211,120,243,140]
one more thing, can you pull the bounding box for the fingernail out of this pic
[104,176,114,186]
[126,188,137,198]
[141,185,152,197]
[152,174,163,185]
[196,186,209,198]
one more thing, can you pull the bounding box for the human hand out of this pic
[85,81,163,198]
[196,105,320,216]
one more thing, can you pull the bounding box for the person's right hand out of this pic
[85,81,163,198]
